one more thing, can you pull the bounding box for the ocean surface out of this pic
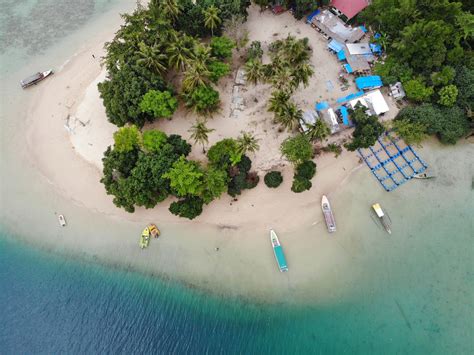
[1,0,473,353]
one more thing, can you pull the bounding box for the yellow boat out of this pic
[140,227,151,249]
[148,224,160,238]
[372,203,392,234]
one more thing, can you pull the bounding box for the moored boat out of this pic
[372,203,392,234]
[140,227,151,249]
[148,224,160,238]
[270,229,288,272]
[321,195,336,233]
[58,214,67,227]
[20,70,53,89]
[413,173,435,179]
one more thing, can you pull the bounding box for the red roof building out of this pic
[331,0,369,19]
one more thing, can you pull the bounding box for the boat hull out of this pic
[321,195,336,233]
[270,230,288,272]
[21,70,53,89]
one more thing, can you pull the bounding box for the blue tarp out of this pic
[374,32,381,39]
[315,101,329,110]
[360,25,368,33]
[336,91,364,104]
[339,106,350,125]
[328,39,344,53]
[355,76,383,90]
[337,50,346,61]
[370,43,382,54]
[306,9,320,23]
[344,63,353,73]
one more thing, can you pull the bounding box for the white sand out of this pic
[22,5,402,303]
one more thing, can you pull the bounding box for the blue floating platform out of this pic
[358,133,428,192]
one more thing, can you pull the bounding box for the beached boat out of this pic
[140,227,151,249]
[321,195,336,233]
[58,214,66,227]
[148,224,160,238]
[20,70,53,89]
[372,203,392,234]
[270,229,288,272]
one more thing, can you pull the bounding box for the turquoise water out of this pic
[0,0,473,353]
[1,232,472,353]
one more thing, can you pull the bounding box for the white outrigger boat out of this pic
[20,70,53,89]
[58,214,67,227]
[372,203,391,234]
[270,229,288,272]
[321,195,336,233]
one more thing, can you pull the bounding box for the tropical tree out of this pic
[438,84,459,107]
[404,78,434,102]
[202,5,221,36]
[185,85,220,115]
[276,101,303,131]
[292,63,314,88]
[201,167,229,203]
[182,60,211,92]
[188,120,215,153]
[113,125,141,152]
[159,0,180,21]
[142,130,168,153]
[162,156,204,197]
[236,131,260,155]
[268,90,291,116]
[167,35,194,71]
[136,42,167,74]
[345,104,385,151]
[208,61,230,83]
[244,60,265,85]
[280,134,313,165]
[139,90,178,119]
[210,36,235,59]
[392,119,427,146]
[305,119,330,142]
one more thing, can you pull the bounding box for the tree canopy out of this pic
[345,104,385,151]
[280,134,313,165]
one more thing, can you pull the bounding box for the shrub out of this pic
[291,176,312,193]
[295,160,316,180]
[142,130,167,153]
[139,90,178,119]
[166,134,192,157]
[404,79,434,102]
[247,41,263,61]
[280,134,313,165]
[113,125,141,153]
[207,138,239,169]
[208,61,231,83]
[264,171,283,188]
[185,85,220,115]
[245,171,259,189]
[210,36,235,59]
[169,197,204,220]
[437,84,458,107]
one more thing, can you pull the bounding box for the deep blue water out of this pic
[1,232,473,354]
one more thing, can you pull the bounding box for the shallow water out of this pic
[0,0,473,353]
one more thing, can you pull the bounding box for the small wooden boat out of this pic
[140,227,151,249]
[58,214,67,227]
[372,203,392,234]
[20,70,53,89]
[270,229,288,272]
[413,173,435,180]
[321,195,336,233]
[148,224,160,238]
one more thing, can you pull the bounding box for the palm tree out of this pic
[188,120,215,153]
[160,0,180,21]
[271,65,296,92]
[237,131,260,155]
[268,90,290,116]
[136,42,167,74]
[292,63,314,89]
[167,35,194,71]
[202,5,221,36]
[277,102,302,131]
[182,60,210,92]
[305,119,330,142]
[244,60,264,85]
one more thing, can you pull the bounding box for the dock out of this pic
[358,133,428,192]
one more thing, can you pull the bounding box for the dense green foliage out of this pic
[210,36,235,59]
[295,160,316,180]
[391,119,427,146]
[208,61,231,83]
[113,126,141,153]
[291,176,312,193]
[169,196,204,220]
[280,134,313,165]
[264,171,283,188]
[142,130,168,153]
[162,157,204,197]
[185,85,220,115]
[305,119,330,142]
[360,0,473,142]
[201,167,229,203]
[345,104,385,151]
[207,138,241,169]
[139,90,178,119]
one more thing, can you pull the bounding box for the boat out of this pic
[140,227,151,249]
[58,214,66,227]
[372,203,392,234]
[321,195,336,233]
[413,173,435,180]
[148,224,160,238]
[20,70,53,89]
[270,229,288,272]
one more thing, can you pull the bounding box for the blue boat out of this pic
[270,230,288,272]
